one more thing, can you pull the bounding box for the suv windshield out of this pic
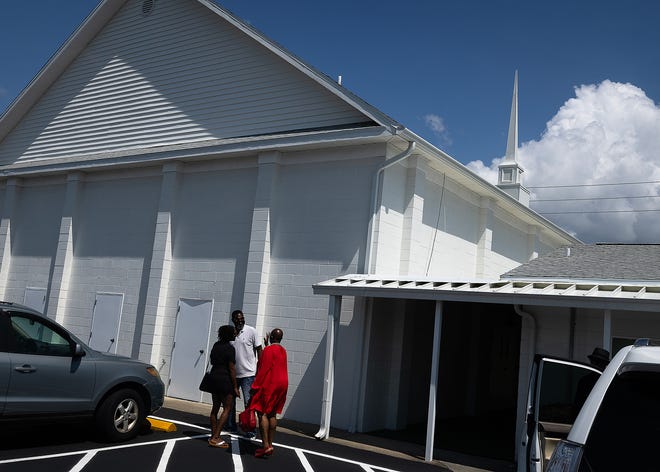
[581,371,660,471]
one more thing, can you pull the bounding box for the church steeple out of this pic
[504,70,518,163]
[497,70,530,206]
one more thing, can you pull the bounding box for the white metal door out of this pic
[167,298,213,401]
[88,293,124,354]
[23,287,47,314]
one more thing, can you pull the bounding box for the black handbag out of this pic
[199,361,215,393]
[199,372,214,393]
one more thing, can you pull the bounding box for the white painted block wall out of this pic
[265,155,376,425]
[3,181,64,305]
[153,166,256,379]
[61,174,160,356]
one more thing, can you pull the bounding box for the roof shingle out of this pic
[502,244,660,282]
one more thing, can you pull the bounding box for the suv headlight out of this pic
[546,440,583,472]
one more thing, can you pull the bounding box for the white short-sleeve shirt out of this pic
[231,325,261,378]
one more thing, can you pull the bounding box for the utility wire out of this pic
[425,173,446,277]
[539,208,660,215]
[532,195,660,203]
[528,180,660,189]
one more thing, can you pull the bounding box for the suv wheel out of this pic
[96,388,144,442]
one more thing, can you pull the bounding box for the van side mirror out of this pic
[74,344,86,357]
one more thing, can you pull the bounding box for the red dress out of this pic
[250,343,288,415]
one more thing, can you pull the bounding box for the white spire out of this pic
[504,70,518,163]
[497,70,529,206]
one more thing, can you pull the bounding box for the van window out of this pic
[582,371,660,470]
[538,361,598,425]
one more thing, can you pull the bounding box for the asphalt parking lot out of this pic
[0,406,461,472]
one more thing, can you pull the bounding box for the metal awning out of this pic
[313,274,660,312]
[311,274,660,462]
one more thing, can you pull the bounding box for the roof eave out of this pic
[0,125,390,177]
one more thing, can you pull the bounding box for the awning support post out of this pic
[315,295,341,440]
[425,300,443,461]
[603,309,612,352]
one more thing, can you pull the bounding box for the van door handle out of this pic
[14,365,36,373]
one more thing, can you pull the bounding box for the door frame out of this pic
[23,287,47,314]
[167,297,214,401]
[89,292,124,354]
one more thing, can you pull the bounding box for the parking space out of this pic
[0,409,449,472]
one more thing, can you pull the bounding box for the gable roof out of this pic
[0,0,395,165]
[0,0,399,147]
[502,244,660,283]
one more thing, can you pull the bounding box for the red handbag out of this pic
[238,408,256,431]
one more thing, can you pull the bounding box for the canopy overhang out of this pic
[313,275,660,312]
[311,274,660,462]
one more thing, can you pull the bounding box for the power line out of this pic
[532,195,660,203]
[528,180,660,189]
[539,208,660,215]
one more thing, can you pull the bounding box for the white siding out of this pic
[0,0,371,164]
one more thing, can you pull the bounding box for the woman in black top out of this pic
[208,325,240,448]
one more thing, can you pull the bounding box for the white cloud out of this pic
[468,80,660,243]
[424,113,452,145]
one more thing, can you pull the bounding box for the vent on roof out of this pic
[142,0,155,16]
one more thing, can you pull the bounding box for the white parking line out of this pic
[0,434,208,465]
[157,440,176,472]
[231,436,244,472]
[69,451,96,472]
[0,417,403,472]
[154,417,399,471]
[296,449,315,472]
[281,445,398,472]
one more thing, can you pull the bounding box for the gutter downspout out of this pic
[514,304,536,470]
[364,140,416,273]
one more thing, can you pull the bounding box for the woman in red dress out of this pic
[249,328,288,457]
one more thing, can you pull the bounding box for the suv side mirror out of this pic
[74,344,86,357]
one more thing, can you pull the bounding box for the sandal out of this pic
[255,446,273,457]
[209,438,229,448]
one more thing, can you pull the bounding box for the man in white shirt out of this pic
[227,309,262,437]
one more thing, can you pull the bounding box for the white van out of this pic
[519,339,660,471]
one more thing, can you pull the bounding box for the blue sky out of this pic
[1,1,660,242]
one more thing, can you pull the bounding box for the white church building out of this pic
[9,0,652,463]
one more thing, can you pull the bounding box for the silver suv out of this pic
[0,302,164,441]
[520,339,660,471]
